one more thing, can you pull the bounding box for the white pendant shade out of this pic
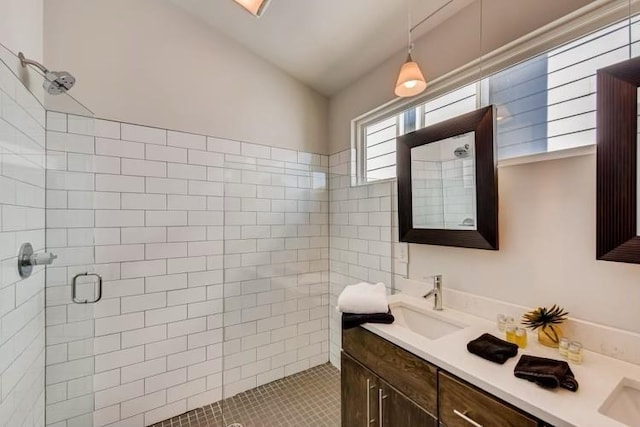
[394,54,427,97]
[233,0,270,17]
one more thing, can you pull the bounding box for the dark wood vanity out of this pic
[342,327,549,427]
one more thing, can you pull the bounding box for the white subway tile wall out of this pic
[328,150,400,368]
[0,64,47,426]
[45,113,329,427]
[442,158,476,229]
[222,144,329,400]
[411,160,444,228]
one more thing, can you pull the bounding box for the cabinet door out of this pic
[342,353,378,427]
[439,372,538,427]
[380,381,438,427]
[343,327,438,415]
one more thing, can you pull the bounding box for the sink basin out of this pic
[599,378,640,425]
[390,301,467,340]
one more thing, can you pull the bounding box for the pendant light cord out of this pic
[404,0,457,55]
[410,0,454,33]
[408,0,412,54]
[407,0,456,54]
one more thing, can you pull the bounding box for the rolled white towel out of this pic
[337,282,388,314]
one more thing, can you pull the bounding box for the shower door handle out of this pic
[72,272,102,304]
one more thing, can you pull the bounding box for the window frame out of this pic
[352,0,636,185]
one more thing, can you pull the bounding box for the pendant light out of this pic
[394,0,454,98]
[233,0,271,17]
[394,2,426,97]
[394,52,427,98]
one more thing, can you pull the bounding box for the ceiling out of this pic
[168,0,475,96]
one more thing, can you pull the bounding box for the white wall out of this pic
[328,0,590,154]
[0,0,44,100]
[409,153,640,333]
[43,0,328,154]
[0,0,42,61]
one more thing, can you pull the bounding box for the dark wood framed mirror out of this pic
[596,57,640,263]
[397,105,498,249]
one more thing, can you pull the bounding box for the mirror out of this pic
[410,132,477,230]
[596,57,640,263]
[397,106,498,250]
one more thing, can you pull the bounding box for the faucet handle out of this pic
[30,252,58,266]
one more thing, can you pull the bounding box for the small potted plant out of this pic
[522,305,569,348]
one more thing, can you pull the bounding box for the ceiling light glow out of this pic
[233,0,271,17]
[395,54,427,97]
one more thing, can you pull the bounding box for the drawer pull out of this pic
[453,409,483,427]
[378,389,388,427]
[366,379,375,425]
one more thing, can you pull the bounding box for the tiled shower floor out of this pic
[150,363,340,427]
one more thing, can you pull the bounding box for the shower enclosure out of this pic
[0,43,337,427]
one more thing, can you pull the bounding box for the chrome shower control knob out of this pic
[18,243,57,278]
[29,252,58,266]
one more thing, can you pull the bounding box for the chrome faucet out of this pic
[422,275,443,311]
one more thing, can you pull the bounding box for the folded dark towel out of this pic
[467,333,519,364]
[514,355,579,392]
[342,311,394,330]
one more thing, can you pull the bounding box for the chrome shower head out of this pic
[18,52,76,95]
[43,71,76,95]
[454,144,470,158]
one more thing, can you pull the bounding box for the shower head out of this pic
[454,144,470,158]
[18,52,76,95]
[42,71,76,95]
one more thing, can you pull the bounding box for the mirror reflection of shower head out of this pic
[18,52,76,95]
[454,144,470,158]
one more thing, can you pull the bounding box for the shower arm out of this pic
[18,52,49,74]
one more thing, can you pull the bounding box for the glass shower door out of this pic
[43,89,98,426]
[44,109,98,426]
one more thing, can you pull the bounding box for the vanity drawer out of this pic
[342,327,438,416]
[439,371,538,427]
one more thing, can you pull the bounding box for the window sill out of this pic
[497,144,595,168]
[354,177,397,187]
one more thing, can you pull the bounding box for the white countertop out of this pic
[360,294,640,427]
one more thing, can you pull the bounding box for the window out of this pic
[358,16,639,183]
[363,84,477,182]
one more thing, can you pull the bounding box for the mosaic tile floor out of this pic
[149,363,340,427]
